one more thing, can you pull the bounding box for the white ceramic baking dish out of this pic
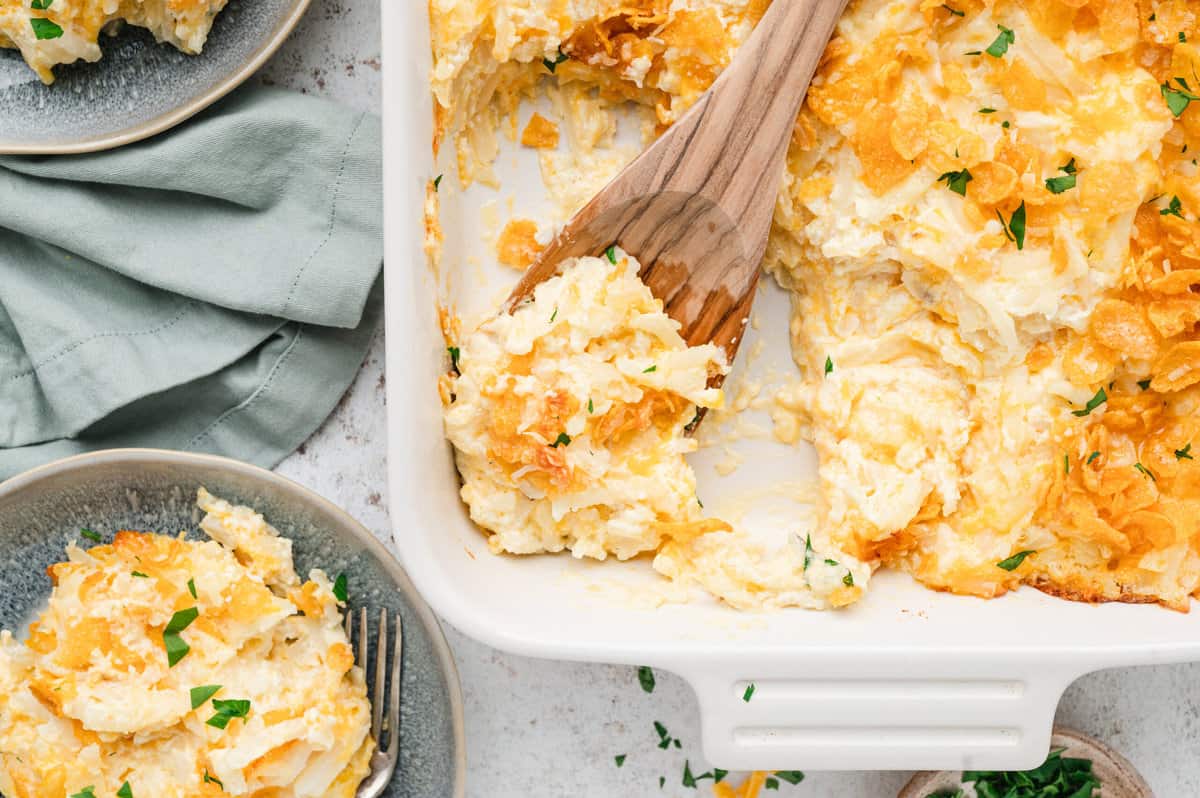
[382,2,1200,771]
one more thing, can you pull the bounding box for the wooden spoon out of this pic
[505,0,849,364]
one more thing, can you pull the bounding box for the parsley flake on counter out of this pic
[191,684,222,709]
[713,769,728,783]
[80,528,102,543]
[447,346,461,371]
[843,571,855,587]
[1072,387,1107,417]
[742,683,756,702]
[551,432,572,447]
[433,174,443,191]
[1134,463,1156,481]
[985,24,1015,57]
[996,201,1026,249]
[996,550,1034,571]
[824,355,834,375]
[765,777,780,789]
[187,578,197,599]
[1162,79,1199,117]
[614,754,626,767]
[775,771,805,785]
[542,48,569,73]
[1177,443,1193,461]
[605,245,618,264]
[333,572,349,602]
[30,17,63,38]
[654,720,672,749]
[69,788,95,798]
[937,167,973,196]
[659,777,666,789]
[638,666,656,693]
[643,365,657,373]
[207,698,251,729]
[1087,451,1101,465]
[1161,195,1184,218]
[117,782,134,798]
[942,3,964,15]
[132,571,149,578]
[682,760,715,787]
[164,607,199,667]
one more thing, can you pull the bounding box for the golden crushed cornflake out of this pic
[432,0,1200,610]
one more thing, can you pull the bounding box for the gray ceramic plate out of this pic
[0,449,466,798]
[0,0,309,153]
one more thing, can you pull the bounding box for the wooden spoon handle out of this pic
[691,0,849,261]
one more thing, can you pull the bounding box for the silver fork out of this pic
[345,608,403,797]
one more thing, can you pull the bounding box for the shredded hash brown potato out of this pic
[432,0,1200,611]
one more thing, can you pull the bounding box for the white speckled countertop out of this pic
[260,3,1200,795]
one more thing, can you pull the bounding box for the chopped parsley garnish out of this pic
[1162,79,1200,117]
[1134,463,1157,481]
[996,550,1034,571]
[433,174,443,190]
[587,398,594,414]
[1071,387,1107,417]
[1181,31,1188,42]
[824,558,839,566]
[803,534,814,571]
[643,365,657,373]
[332,572,349,602]
[985,24,1015,57]
[824,355,834,375]
[765,777,780,790]
[551,432,571,447]
[132,571,149,578]
[743,683,756,702]
[1002,120,1011,128]
[30,0,53,8]
[614,754,626,767]
[447,346,461,371]
[80,528,102,543]
[207,698,251,729]
[942,3,964,15]
[979,107,996,114]
[163,607,199,667]
[1063,453,1070,474]
[965,49,982,56]
[659,777,666,788]
[30,17,63,38]
[776,771,805,785]
[69,788,96,798]
[1137,378,1152,390]
[543,48,569,73]
[937,167,973,196]
[1087,451,1101,465]
[654,720,672,749]
[962,748,1098,798]
[204,770,224,789]
[713,769,728,783]
[117,782,133,798]
[1161,195,1184,218]
[605,245,618,264]
[187,578,197,599]
[550,307,558,323]
[843,571,855,587]
[638,666,656,693]
[1045,159,1078,193]
[1177,443,1193,461]
[996,202,1026,249]
[682,760,716,787]
[191,684,222,709]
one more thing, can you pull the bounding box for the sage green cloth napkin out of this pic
[0,86,382,480]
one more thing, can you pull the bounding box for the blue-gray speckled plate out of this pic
[0,448,466,798]
[0,0,309,154]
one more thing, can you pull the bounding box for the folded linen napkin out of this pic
[0,86,382,480]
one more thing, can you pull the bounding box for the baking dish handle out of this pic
[677,657,1078,771]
